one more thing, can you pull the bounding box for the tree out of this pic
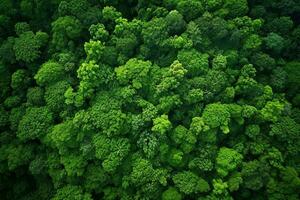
[264,32,285,54]
[44,81,70,113]
[51,185,92,200]
[202,103,231,134]
[177,49,209,76]
[152,114,172,135]
[265,17,294,35]
[176,0,204,21]
[17,107,53,141]
[241,160,269,190]
[216,147,243,177]
[224,0,249,18]
[171,125,196,153]
[137,131,159,159]
[11,69,31,91]
[210,179,232,199]
[35,61,65,86]
[260,100,285,122]
[243,34,262,51]
[45,120,78,154]
[142,17,168,53]
[245,124,260,139]
[125,158,168,188]
[156,60,187,94]
[0,105,9,129]
[250,53,276,71]
[212,55,227,70]
[5,143,34,171]
[51,16,82,51]
[269,117,300,157]
[13,31,48,62]
[14,22,30,36]
[89,23,109,41]
[60,152,87,177]
[9,106,25,131]
[165,10,186,35]
[93,134,130,172]
[26,87,44,106]
[172,171,210,194]
[284,61,300,91]
[115,58,151,89]
[188,146,216,172]
[102,6,122,31]
[162,187,182,200]
[58,0,90,19]
[65,60,114,107]
[84,164,108,192]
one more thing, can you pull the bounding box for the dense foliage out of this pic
[0,0,300,199]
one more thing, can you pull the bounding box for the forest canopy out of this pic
[0,0,300,199]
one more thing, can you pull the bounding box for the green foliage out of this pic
[93,134,130,172]
[264,32,285,54]
[142,17,168,48]
[243,34,262,51]
[162,187,182,200]
[89,23,109,41]
[0,37,16,64]
[251,52,276,71]
[245,124,260,139]
[285,61,300,87]
[83,164,108,192]
[51,185,92,200]
[60,152,87,177]
[58,0,90,19]
[177,49,209,76]
[44,81,69,113]
[188,146,215,172]
[14,22,30,36]
[0,0,13,15]
[241,160,269,190]
[176,0,204,21]
[216,147,243,177]
[1,1,300,200]
[152,114,172,135]
[46,120,78,153]
[9,106,26,131]
[224,0,249,18]
[3,96,21,109]
[165,10,186,35]
[260,100,285,122]
[26,87,44,106]
[173,171,210,194]
[124,158,168,192]
[202,103,231,133]
[137,131,159,159]
[0,105,9,128]
[171,125,196,153]
[51,16,82,51]
[211,179,231,198]
[270,117,300,156]
[17,107,53,141]
[213,54,227,70]
[227,172,243,192]
[13,31,48,62]
[115,58,151,89]
[71,60,114,106]
[34,61,65,86]
[6,143,34,171]
[265,17,294,35]
[11,69,31,91]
